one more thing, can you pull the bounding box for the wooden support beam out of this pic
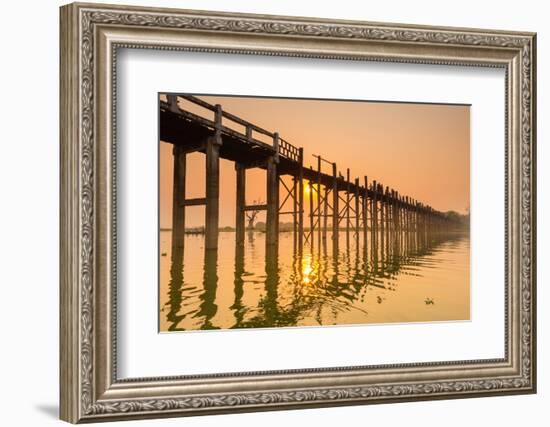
[393,190,398,234]
[266,133,279,248]
[401,196,407,250]
[379,184,385,257]
[332,162,339,255]
[354,178,360,238]
[171,146,186,263]
[409,196,413,249]
[323,185,328,241]
[394,190,400,253]
[363,176,368,253]
[389,188,393,254]
[244,204,267,211]
[371,179,377,256]
[182,197,206,207]
[298,148,304,252]
[309,173,314,244]
[388,189,392,242]
[235,163,245,247]
[346,168,351,236]
[239,159,267,170]
[405,196,409,233]
[204,105,222,250]
[279,178,294,211]
[293,177,298,247]
[402,196,407,250]
[167,94,179,113]
[317,156,322,246]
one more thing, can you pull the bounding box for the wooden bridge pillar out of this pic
[392,190,401,246]
[293,176,298,249]
[354,178,360,241]
[235,163,246,247]
[317,156,322,247]
[384,186,390,253]
[346,168,351,239]
[415,201,420,250]
[363,176,368,254]
[205,105,223,250]
[323,185,329,242]
[308,175,314,246]
[379,184,385,258]
[388,189,394,254]
[171,145,186,263]
[405,196,410,251]
[332,162,339,255]
[298,148,304,252]
[167,94,179,113]
[396,196,400,251]
[371,180,378,257]
[266,133,280,249]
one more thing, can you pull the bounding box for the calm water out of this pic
[159,230,470,332]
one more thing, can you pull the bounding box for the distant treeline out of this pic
[442,211,470,227]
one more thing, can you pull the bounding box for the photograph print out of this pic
[158,94,470,332]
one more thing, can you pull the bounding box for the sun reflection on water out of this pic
[160,230,470,331]
[302,255,313,285]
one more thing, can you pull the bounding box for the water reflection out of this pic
[160,230,470,331]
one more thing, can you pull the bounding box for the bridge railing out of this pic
[278,138,301,162]
[166,94,301,162]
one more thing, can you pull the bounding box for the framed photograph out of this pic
[60,2,536,423]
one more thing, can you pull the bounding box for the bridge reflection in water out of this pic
[160,229,470,332]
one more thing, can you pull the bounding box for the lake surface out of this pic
[159,230,469,331]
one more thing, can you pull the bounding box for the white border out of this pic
[117,49,505,378]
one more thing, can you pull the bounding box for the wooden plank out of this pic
[183,197,206,206]
[244,204,267,211]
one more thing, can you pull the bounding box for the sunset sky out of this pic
[159,95,470,229]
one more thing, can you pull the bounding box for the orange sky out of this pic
[159,95,470,228]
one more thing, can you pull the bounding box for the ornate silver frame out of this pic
[60,2,536,423]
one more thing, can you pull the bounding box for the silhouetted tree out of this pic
[245,199,264,230]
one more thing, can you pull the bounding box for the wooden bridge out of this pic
[160,94,461,262]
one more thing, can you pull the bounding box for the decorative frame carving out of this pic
[60,2,536,423]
